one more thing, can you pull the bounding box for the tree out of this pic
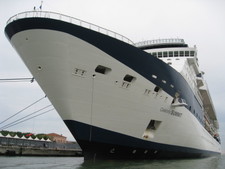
[1,130,9,136]
[36,134,44,140]
[31,134,36,139]
[16,132,23,138]
[43,135,49,140]
[9,131,16,137]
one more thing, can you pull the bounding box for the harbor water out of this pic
[0,155,225,169]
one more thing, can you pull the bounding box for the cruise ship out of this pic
[5,11,221,160]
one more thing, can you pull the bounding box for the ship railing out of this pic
[6,11,134,45]
[204,112,211,125]
[135,38,185,47]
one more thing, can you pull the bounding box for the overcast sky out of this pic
[0,0,225,149]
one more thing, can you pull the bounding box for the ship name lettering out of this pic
[160,107,182,117]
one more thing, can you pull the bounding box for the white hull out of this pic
[5,11,221,159]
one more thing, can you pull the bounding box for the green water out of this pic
[0,155,224,169]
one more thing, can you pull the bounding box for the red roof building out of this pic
[47,133,67,143]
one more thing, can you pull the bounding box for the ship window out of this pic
[154,86,160,92]
[169,51,173,57]
[190,51,195,56]
[163,52,168,57]
[174,51,178,57]
[123,74,136,82]
[152,52,157,57]
[185,51,189,56]
[152,75,157,79]
[37,66,42,70]
[180,51,184,57]
[147,120,156,130]
[142,120,162,139]
[158,52,162,58]
[95,65,111,74]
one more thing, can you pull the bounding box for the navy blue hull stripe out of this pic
[64,120,219,159]
[5,18,202,124]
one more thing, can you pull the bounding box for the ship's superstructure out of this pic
[5,11,221,160]
[135,39,220,143]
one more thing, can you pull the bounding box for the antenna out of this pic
[40,1,43,10]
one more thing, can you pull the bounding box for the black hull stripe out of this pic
[64,120,219,160]
[5,18,203,123]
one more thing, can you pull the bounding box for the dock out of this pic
[0,136,83,156]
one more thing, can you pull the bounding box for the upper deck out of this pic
[135,39,188,50]
[6,10,134,45]
[136,38,219,130]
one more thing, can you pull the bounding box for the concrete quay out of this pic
[0,145,82,156]
[0,136,82,156]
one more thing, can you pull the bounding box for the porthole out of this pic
[37,66,42,70]
[95,65,111,74]
[110,148,115,154]
[154,86,160,92]
[152,75,157,79]
[123,74,136,82]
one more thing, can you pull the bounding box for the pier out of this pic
[0,136,82,156]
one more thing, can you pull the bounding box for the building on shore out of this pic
[0,133,82,156]
[47,133,67,143]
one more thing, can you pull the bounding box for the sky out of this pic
[0,0,225,149]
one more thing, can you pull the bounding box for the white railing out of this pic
[6,11,134,45]
[135,38,185,47]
